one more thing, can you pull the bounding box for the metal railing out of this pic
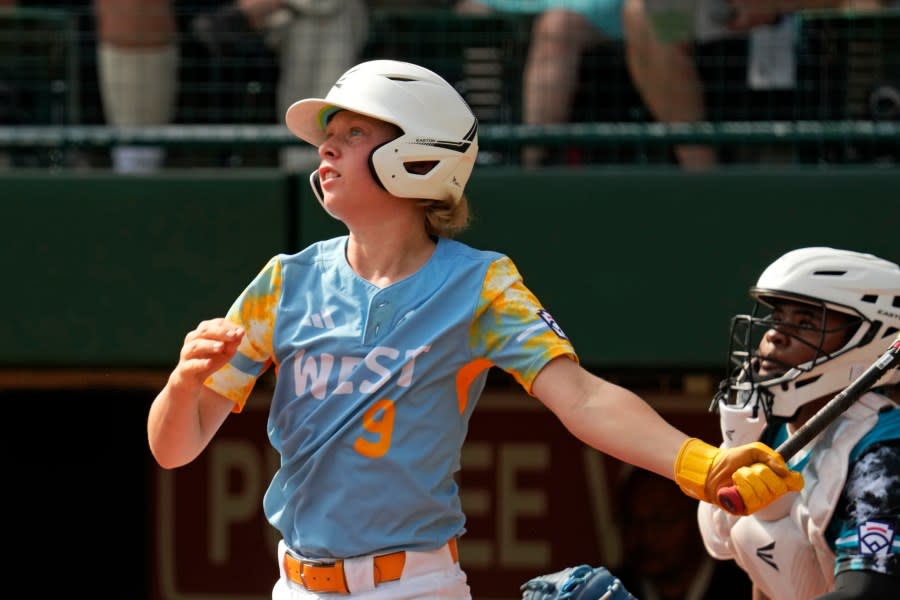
[1,120,897,148]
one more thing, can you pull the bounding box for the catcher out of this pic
[697,247,900,600]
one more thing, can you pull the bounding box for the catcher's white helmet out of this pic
[718,247,900,419]
[285,59,478,205]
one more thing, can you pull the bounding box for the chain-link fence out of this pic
[1,2,898,170]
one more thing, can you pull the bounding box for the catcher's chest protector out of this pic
[729,393,892,600]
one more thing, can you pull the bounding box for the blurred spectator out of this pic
[455,0,626,167]
[614,465,753,600]
[191,0,369,171]
[2,0,176,171]
[95,0,178,173]
[621,0,889,170]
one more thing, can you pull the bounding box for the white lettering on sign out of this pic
[499,444,550,566]
[208,440,280,564]
[459,442,493,564]
[460,442,552,568]
[582,447,621,567]
[459,442,620,569]
[208,441,265,564]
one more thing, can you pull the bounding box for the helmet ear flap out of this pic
[368,140,393,193]
[370,135,476,203]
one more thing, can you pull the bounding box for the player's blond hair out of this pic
[420,194,470,238]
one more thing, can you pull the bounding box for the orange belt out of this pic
[283,538,459,594]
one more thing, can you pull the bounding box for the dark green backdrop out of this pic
[3,167,897,369]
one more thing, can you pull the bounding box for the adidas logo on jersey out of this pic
[301,308,336,329]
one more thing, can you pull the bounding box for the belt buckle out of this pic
[299,557,334,588]
[299,558,349,594]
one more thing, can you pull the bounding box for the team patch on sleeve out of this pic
[858,520,897,557]
[538,309,568,340]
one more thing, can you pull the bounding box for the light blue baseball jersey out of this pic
[206,236,576,559]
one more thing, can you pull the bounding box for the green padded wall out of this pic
[2,167,897,369]
[1,170,289,366]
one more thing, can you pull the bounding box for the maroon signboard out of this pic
[152,387,719,600]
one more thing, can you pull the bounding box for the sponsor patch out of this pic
[538,309,568,340]
[859,520,896,556]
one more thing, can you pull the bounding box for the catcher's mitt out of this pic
[520,564,637,600]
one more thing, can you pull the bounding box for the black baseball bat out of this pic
[718,333,900,515]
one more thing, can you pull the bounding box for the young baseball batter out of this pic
[147,59,802,599]
[698,247,900,600]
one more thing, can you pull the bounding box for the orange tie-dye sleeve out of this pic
[470,256,577,395]
[205,256,282,412]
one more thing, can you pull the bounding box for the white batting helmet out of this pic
[719,247,900,419]
[285,59,478,205]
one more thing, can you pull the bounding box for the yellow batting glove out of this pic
[674,438,804,514]
[731,462,804,514]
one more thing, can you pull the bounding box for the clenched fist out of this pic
[172,317,245,387]
[674,438,804,515]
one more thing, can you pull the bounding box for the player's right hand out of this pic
[172,318,245,386]
[728,460,803,515]
[674,438,804,515]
